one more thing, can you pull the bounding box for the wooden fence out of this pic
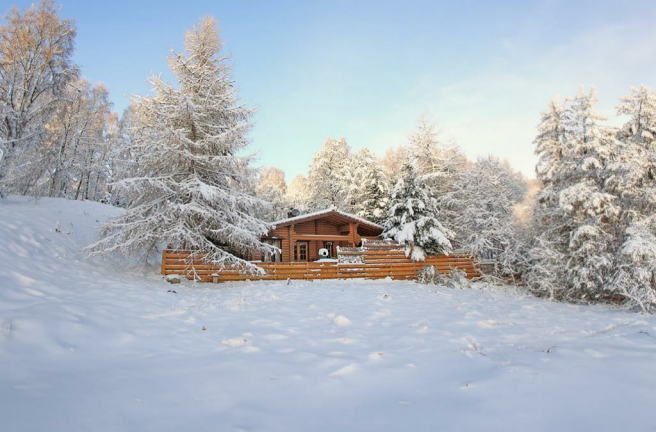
[161,248,480,283]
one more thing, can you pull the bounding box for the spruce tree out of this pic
[526,98,571,298]
[560,87,620,300]
[87,17,275,269]
[609,86,656,311]
[359,163,389,225]
[382,164,452,261]
[346,148,381,216]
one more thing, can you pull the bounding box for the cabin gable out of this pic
[261,209,383,262]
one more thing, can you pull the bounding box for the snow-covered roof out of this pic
[271,207,383,232]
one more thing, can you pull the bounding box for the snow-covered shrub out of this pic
[417,266,471,290]
[337,252,364,264]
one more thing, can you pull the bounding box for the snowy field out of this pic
[1,197,656,432]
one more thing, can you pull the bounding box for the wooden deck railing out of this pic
[161,248,480,283]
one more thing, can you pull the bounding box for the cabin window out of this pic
[262,239,281,262]
[294,242,308,261]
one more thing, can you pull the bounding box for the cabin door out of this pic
[323,241,335,258]
[262,239,282,262]
[294,241,309,262]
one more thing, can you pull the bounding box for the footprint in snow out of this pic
[584,348,607,358]
[329,363,359,377]
[329,337,357,345]
[333,315,352,326]
[368,351,384,360]
[221,338,248,348]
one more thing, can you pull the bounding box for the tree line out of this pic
[1,2,655,311]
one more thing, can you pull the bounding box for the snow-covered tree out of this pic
[307,137,350,210]
[407,114,468,195]
[285,174,311,213]
[613,216,656,312]
[381,145,409,185]
[608,85,656,219]
[40,79,114,200]
[528,88,622,302]
[382,163,452,261]
[406,115,469,235]
[560,87,621,300]
[255,166,288,221]
[87,17,275,269]
[344,148,379,215]
[526,97,572,297]
[445,156,527,275]
[607,86,656,310]
[359,162,389,225]
[408,114,442,178]
[0,0,78,196]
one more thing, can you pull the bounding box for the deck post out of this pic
[348,222,359,246]
[289,224,294,262]
[161,250,167,275]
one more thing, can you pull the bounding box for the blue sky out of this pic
[7,0,656,180]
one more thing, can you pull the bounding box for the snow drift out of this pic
[1,197,656,432]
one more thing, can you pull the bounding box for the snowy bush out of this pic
[418,266,471,290]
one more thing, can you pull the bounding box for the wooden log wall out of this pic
[161,249,481,283]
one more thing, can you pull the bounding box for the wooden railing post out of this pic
[161,250,167,275]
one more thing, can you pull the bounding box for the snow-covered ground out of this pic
[1,197,656,432]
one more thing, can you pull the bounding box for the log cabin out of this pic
[258,208,384,263]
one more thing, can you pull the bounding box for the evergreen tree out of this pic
[613,216,656,312]
[526,97,571,298]
[407,115,468,235]
[87,17,275,269]
[382,164,452,261]
[609,85,656,219]
[407,114,468,195]
[345,148,379,215]
[560,87,621,300]
[608,86,656,311]
[528,89,622,302]
[359,162,389,225]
